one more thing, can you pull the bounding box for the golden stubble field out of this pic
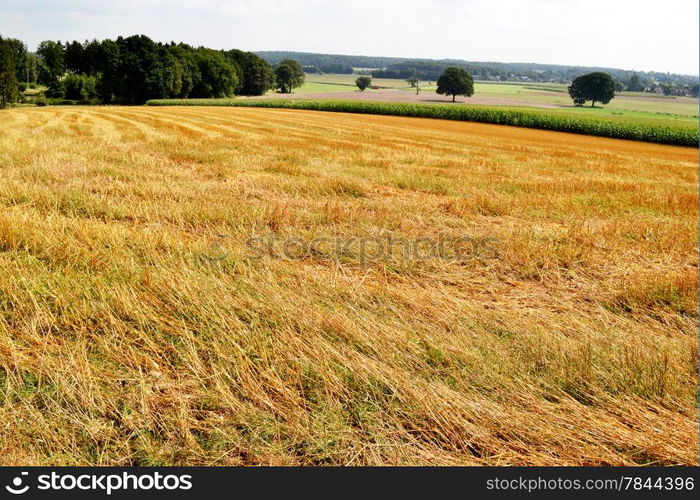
[0,106,697,465]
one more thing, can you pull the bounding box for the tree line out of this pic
[258,51,698,88]
[0,34,311,107]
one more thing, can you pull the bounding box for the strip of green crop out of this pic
[145,99,699,147]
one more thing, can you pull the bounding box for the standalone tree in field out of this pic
[275,58,304,93]
[0,38,19,108]
[567,72,615,107]
[407,70,421,95]
[436,67,474,102]
[355,76,372,91]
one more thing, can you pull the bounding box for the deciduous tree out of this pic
[37,40,65,84]
[568,72,615,107]
[627,73,642,92]
[275,59,304,93]
[1,38,28,83]
[355,76,371,91]
[226,50,276,95]
[436,67,474,102]
[0,37,19,108]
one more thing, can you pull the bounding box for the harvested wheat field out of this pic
[0,106,697,466]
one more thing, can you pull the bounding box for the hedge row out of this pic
[145,99,699,147]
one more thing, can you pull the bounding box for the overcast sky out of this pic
[1,0,697,75]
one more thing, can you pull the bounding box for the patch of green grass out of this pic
[302,77,697,116]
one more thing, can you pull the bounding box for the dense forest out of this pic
[0,34,276,105]
[258,51,698,89]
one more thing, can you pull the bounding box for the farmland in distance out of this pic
[246,74,699,128]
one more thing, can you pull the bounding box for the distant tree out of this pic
[614,80,625,92]
[319,63,353,74]
[102,35,235,104]
[25,53,38,84]
[355,76,372,91]
[2,38,28,83]
[408,70,421,95]
[82,39,106,76]
[64,40,86,73]
[37,40,65,84]
[95,39,120,103]
[113,35,169,103]
[660,82,675,96]
[191,47,239,99]
[62,73,97,100]
[567,72,615,107]
[165,51,184,98]
[0,37,20,108]
[168,44,200,98]
[690,83,699,98]
[275,64,295,93]
[275,58,304,93]
[436,67,474,102]
[626,73,642,92]
[226,50,275,95]
[45,79,66,98]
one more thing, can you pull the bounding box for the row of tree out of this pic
[0,35,311,107]
[259,51,698,89]
[304,63,353,74]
